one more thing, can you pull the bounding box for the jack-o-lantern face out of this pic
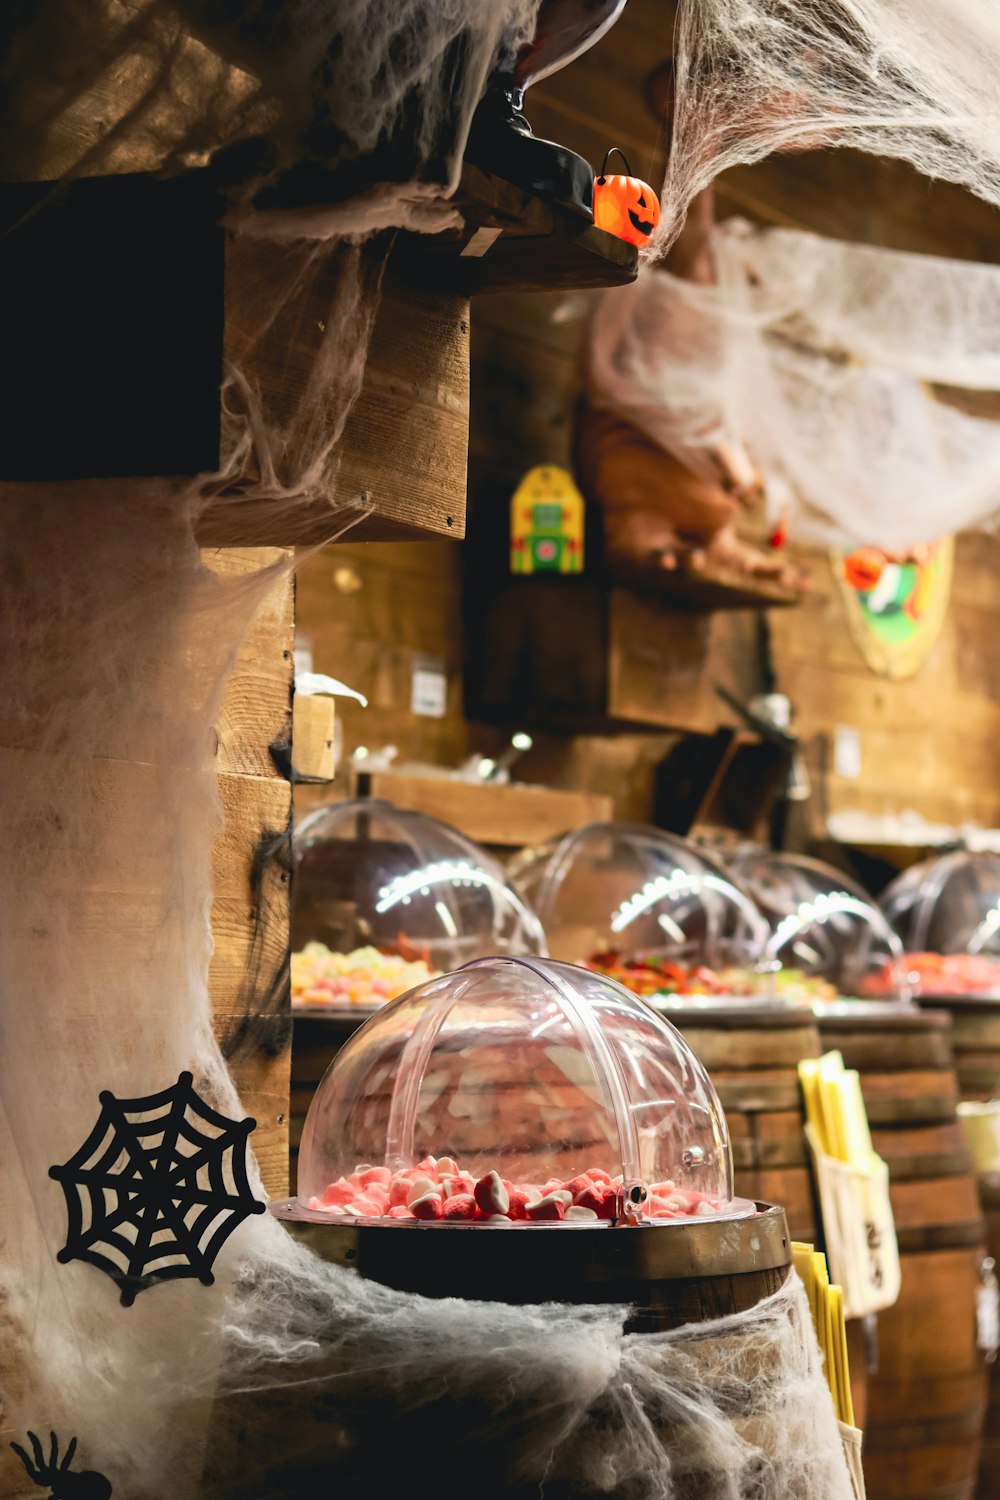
[593,147,660,247]
[843,548,885,593]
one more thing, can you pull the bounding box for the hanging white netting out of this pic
[660,0,1000,252]
[585,218,1000,550]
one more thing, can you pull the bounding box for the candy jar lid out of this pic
[730,849,909,1003]
[292,956,748,1226]
[508,822,768,1001]
[880,849,1000,998]
[291,797,545,1010]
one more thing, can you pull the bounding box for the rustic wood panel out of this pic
[607,591,762,732]
[199,249,470,548]
[473,0,1000,834]
[208,549,293,1201]
[768,535,1000,833]
[294,540,472,823]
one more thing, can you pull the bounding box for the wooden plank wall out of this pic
[770,536,1000,831]
[293,540,472,825]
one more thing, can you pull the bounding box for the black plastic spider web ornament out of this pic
[49,1071,265,1306]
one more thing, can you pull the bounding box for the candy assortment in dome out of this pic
[292,799,546,999]
[888,951,1000,1000]
[730,850,909,1002]
[768,968,838,1005]
[509,823,768,994]
[880,851,1000,998]
[291,941,437,1010]
[277,956,753,1231]
[585,950,757,999]
[305,1157,726,1224]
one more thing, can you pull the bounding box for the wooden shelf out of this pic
[352,769,612,848]
[197,244,471,547]
[609,558,802,611]
[2,162,633,547]
[465,578,769,737]
[401,164,638,296]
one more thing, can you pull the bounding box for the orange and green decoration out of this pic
[509,464,585,574]
[832,536,954,680]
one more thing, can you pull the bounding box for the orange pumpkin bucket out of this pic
[593,147,659,246]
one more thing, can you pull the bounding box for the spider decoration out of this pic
[11,1432,111,1498]
[49,1070,265,1305]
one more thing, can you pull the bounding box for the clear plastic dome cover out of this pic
[880,849,1000,998]
[293,957,748,1225]
[730,850,909,1002]
[292,797,546,1008]
[508,822,768,1000]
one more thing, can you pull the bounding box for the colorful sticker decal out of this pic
[510,465,585,574]
[832,536,954,680]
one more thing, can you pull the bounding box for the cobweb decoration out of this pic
[657,0,1000,252]
[49,1072,265,1307]
[585,219,1000,550]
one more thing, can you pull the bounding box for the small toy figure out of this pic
[509,465,585,573]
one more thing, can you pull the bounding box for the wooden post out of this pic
[209,548,294,1201]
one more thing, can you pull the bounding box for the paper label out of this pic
[834,725,862,780]
[806,1127,901,1319]
[977,1261,1000,1360]
[411,665,447,718]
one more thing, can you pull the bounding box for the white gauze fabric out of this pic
[586,218,1000,549]
[660,0,1000,250]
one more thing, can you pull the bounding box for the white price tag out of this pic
[411,665,447,718]
[834,725,862,780]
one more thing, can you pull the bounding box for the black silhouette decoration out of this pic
[49,1071,265,1306]
[11,1431,111,1498]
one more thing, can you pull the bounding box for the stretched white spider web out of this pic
[49,1071,265,1307]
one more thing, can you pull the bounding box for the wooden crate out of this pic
[465,576,765,735]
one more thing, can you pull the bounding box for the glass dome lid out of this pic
[880,849,1000,998]
[508,822,768,1001]
[289,956,748,1226]
[729,850,909,1003]
[291,797,546,1010]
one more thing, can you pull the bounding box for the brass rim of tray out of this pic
[271,1201,791,1283]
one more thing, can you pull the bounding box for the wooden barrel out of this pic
[658,1000,821,1244]
[925,998,1000,1104]
[978,1178,1000,1499]
[221,1205,836,1499]
[912,996,1000,1500]
[282,1198,791,1318]
[818,1003,988,1500]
